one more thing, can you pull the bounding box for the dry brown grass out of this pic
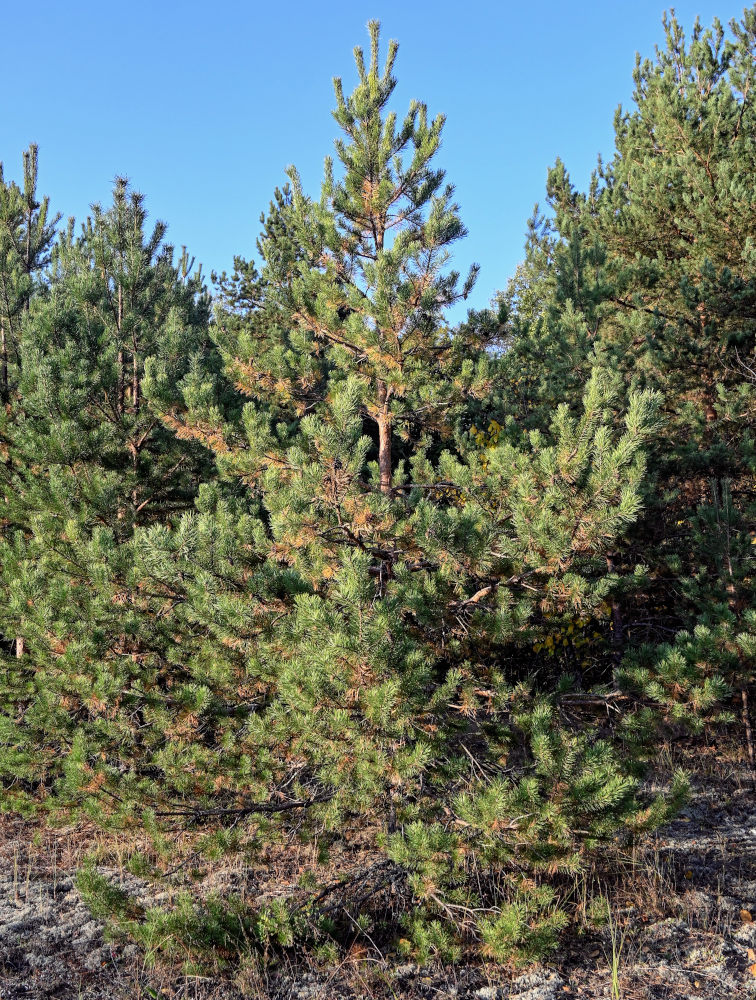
[1,730,755,999]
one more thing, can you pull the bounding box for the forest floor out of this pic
[1,735,756,1000]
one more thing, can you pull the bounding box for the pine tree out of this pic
[0,179,212,812]
[0,146,60,664]
[89,24,676,966]
[0,145,59,403]
[590,10,756,468]
[497,9,756,744]
[586,10,756,708]
[0,19,717,973]
[195,23,494,503]
[495,181,611,433]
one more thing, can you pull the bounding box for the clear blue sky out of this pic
[1,1,748,322]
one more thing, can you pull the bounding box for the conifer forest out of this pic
[1,9,756,999]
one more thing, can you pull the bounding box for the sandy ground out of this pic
[2,742,756,999]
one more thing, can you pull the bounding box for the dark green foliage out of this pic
[1,9,754,975]
[499,8,756,746]
[0,178,212,813]
[88,24,682,967]
[0,144,60,403]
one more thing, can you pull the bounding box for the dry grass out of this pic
[1,731,755,999]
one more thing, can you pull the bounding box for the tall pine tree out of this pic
[94,24,677,966]
[0,179,212,813]
[0,145,59,404]
[496,9,756,739]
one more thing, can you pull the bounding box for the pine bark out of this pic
[1,322,7,405]
[377,380,391,495]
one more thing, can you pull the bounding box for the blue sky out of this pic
[1,1,747,322]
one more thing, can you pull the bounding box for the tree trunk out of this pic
[606,553,624,677]
[741,688,756,792]
[132,345,140,415]
[116,284,125,417]
[25,205,32,279]
[1,321,7,405]
[377,380,391,495]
